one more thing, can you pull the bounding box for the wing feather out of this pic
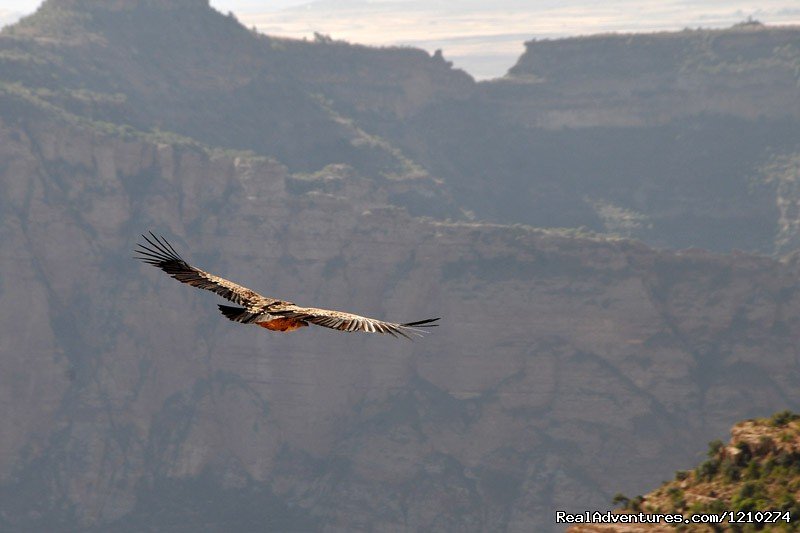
[272,305,439,339]
[134,232,278,309]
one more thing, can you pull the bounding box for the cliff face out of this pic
[3,110,800,532]
[3,3,799,254]
[388,25,800,253]
[503,23,800,128]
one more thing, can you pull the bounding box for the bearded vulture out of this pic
[135,233,439,338]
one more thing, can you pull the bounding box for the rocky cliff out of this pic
[3,107,800,531]
[503,22,800,128]
[2,2,799,253]
[386,25,800,253]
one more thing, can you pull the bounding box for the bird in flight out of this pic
[135,233,439,339]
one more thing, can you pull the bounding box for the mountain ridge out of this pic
[3,2,799,252]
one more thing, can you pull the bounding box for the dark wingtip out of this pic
[401,317,440,327]
[134,232,184,265]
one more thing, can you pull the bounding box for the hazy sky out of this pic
[1,0,799,78]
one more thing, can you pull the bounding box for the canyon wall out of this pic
[2,113,800,531]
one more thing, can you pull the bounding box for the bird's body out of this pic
[257,317,308,332]
[135,233,439,338]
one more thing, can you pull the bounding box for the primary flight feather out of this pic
[135,233,439,339]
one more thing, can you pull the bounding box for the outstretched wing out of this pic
[273,306,439,339]
[134,232,279,309]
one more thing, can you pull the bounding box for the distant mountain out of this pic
[568,412,800,532]
[508,21,799,125]
[388,24,800,252]
[0,0,470,217]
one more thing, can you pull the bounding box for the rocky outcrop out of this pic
[3,111,800,531]
[387,24,800,252]
[501,24,800,128]
[567,413,800,532]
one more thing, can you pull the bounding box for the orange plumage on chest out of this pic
[256,317,308,332]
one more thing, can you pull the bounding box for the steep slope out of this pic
[3,106,800,531]
[0,0,473,158]
[0,0,470,218]
[568,412,800,532]
[4,3,800,254]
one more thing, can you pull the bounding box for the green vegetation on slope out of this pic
[614,411,800,531]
